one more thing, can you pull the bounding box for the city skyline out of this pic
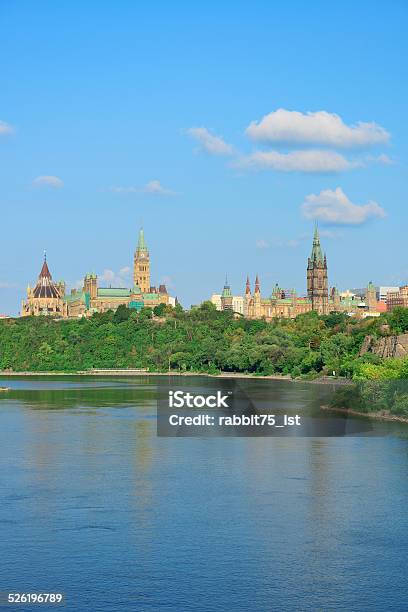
[13,224,399,317]
[1,1,407,314]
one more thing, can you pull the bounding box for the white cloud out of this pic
[110,179,176,196]
[0,121,14,135]
[143,180,176,195]
[256,235,309,250]
[301,187,386,225]
[160,275,174,289]
[234,149,358,173]
[100,266,131,287]
[187,127,234,156]
[0,281,18,288]
[33,175,64,188]
[256,239,270,249]
[373,153,394,165]
[246,109,390,148]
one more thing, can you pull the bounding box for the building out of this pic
[214,226,380,320]
[386,286,408,311]
[307,225,329,315]
[21,228,173,318]
[21,255,65,317]
[211,278,244,315]
[379,286,399,303]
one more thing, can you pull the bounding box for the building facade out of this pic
[215,227,381,321]
[379,286,399,303]
[21,256,66,317]
[211,277,245,315]
[307,226,329,315]
[21,229,173,318]
[386,286,408,311]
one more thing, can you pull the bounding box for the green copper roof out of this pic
[97,288,131,297]
[143,293,160,300]
[310,224,324,264]
[367,281,375,291]
[137,228,148,252]
[63,291,88,305]
[221,276,232,298]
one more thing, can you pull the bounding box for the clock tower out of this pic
[133,228,150,293]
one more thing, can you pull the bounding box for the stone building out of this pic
[307,225,329,315]
[21,229,173,318]
[21,255,66,317]
[216,227,380,321]
[386,286,408,311]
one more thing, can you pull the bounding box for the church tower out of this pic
[366,281,377,312]
[133,228,150,293]
[254,274,262,318]
[307,225,329,315]
[221,276,233,311]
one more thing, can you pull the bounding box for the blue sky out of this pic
[1,1,407,314]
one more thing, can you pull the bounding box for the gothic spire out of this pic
[39,252,52,279]
[245,275,251,295]
[310,223,324,264]
[137,227,147,252]
[255,274,260,293]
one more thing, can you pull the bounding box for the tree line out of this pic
[1,302,408,380]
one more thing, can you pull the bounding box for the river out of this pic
[1,376,407,611]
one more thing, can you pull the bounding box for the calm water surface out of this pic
[0,376,407,612]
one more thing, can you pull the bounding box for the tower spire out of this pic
[255,274,260,294]
[39,252,51,279]
[134,227,150,292]
[310,222,323,263]
[137,227,147,252]
[307,224,328,314]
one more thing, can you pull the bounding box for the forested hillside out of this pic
[1,302,408,378]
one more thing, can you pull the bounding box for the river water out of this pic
[0,376,407,611]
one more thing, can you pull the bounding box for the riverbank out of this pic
[320,404,408,424]
[0,369,349,384]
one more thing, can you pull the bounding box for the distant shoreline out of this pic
[0,369,350,385]
[320,404,408,424]
[0,369,291,379]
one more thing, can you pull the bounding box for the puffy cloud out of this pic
[255,239,270,249]
[187,127,234,156]
[246,109,390,148]
[33,175,64,188]
[256,235,309,250]
[100,267,131,287]
[373,153,394,165]
[234,150,358,173]
[301,187,386,225]
[143,180,176,195]
[110,179,176,196]
[0,121,13,135]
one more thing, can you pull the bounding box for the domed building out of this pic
[21,229,173,318]
[21,255,65,317]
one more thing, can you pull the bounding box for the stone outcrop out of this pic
[360,334,408,359]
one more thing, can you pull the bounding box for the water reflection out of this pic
[0,377,408,611]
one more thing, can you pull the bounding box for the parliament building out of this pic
[215,226,380,320]
[21,229,173,318]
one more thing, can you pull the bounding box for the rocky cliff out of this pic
[360,334,408,359]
